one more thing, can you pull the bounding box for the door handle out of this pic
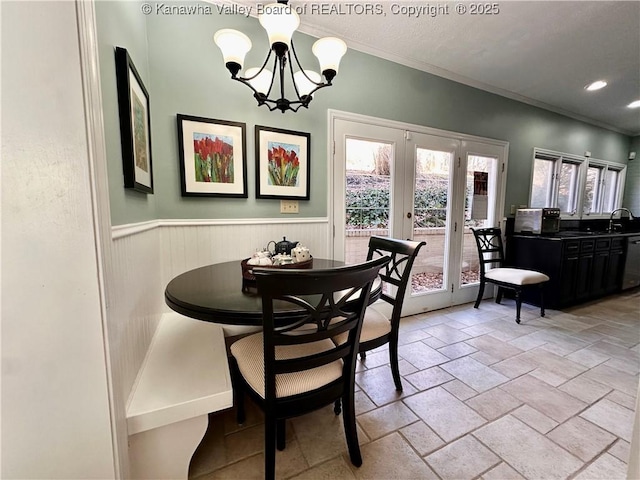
[406,212,412,219]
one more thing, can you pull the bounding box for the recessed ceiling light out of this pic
[628,100,640,109]
[584,80,607,91]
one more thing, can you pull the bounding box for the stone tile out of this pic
[421,336,447,349]
[529,367,568,387]
[608,439,631,464]
[355,432,439,480]
[357,349,389,369]
[466,387,522,420]
[357,401,418,440]
[606,389,637,410]
[583,363,639,396]
[399,421,445,456]
[501,375,587,422]
[404,366,453,391]
[441,379,478,400]
[440,356,510,392]
[354,391,376,415]
[471,350,501,365]
[573,453,628,480]
[425,435,500,479]
[437,341,477,359]
[355,365,418,407]
[287,456,357,480]
[558,374,612,404]
[580,398,635,442]
[516,347,587,382]
[423,324,472,344]
[508,333,548,351]
[511,405,558,434]
[473,415,582,479]
[547,416,616,462]
[397,328,431,346]
[480,462,526,480]
[466,334,524,361]
[523,328,590,355]
[398,359,418,376]
[462,323,497,337]
[605,356,640,376]
[566,347,611,368]
[398,341,450,370]
[491,354,538,378]
[582,324,640,347]
[404,387,486,442]
[291,406,368,467]
[589,340,640,363]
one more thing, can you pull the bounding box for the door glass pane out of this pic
[461,155,497,285]
[530,158,554,207]
[411,148,452,294]
[344,138,392,265]
[557,161,579,213]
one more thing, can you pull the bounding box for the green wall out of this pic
[97,1,632,226]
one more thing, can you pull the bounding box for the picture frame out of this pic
[115,46,153,193]
[177,114,248,198]
[255,126,310,200]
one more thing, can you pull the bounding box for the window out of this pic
[583,161,625,215]
[530,149,626,218]
[530,150,583,215]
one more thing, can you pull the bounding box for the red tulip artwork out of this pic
[267,142,300,187]
[193,133,234,183]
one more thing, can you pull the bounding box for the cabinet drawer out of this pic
[580,239,595,253]
[611,237,625,250]
[595,238,612,251]
[564,240,580,255]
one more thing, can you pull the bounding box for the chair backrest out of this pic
[254,256,390,401]
[366,236,426,324]
[471,227,506,276]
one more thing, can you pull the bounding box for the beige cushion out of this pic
[485,267,549,286]
[230,333,342,399]
[334,305,391,346]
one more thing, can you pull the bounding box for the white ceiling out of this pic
[231,1,640,135]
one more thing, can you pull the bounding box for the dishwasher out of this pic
[622,235,640,290]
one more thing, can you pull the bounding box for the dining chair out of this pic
[229,256,390,480]
[335,236,426,395]
[471,227,549,324]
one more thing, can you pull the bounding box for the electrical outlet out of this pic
[280,200,299,214]
[510,205,516,214]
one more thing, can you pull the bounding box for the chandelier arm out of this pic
[287,49,304,102]
[289,41,326,88]
[238,49,272,82]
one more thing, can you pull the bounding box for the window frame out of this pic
[529,148,626,219]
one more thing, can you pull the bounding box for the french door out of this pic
[332,114,507,315]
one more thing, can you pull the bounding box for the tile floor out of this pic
[189,290,640,480]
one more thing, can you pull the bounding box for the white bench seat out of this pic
[126,313,233,479]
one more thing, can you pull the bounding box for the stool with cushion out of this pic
[229,256,390,480]
[471,227,549,324]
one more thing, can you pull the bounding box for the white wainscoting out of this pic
[108,218,330,426]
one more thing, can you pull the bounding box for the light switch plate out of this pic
[280,200,299,214]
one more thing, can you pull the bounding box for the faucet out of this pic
[608,208,634,233]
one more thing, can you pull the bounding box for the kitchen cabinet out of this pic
[507,233,629,309]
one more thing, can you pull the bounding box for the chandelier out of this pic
[214,1,347,113]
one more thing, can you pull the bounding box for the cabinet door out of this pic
[575,254,593,301]
[590,251,609,297]
[605,249,624,293]
[559,255,578,306]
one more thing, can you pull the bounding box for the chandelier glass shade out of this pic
[214,2,347,113]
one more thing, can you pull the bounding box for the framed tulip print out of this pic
[255,126,310,200]
[177,114,248,197]
[115,46,154,193]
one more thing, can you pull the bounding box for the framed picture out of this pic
[177,115,248,197]
[115,46,153,193]
[255,126,310,200]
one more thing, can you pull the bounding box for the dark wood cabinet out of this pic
[507,233,628,309]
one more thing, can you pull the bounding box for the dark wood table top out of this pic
[165,258,379,326]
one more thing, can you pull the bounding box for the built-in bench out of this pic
[126,312,233,479]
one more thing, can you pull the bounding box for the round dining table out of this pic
[165,258,381,328]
